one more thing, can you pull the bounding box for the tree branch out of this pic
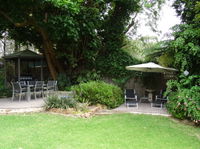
[0,10,29,27]
[124,13,138,34]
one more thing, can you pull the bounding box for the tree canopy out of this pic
[0,0,164,82]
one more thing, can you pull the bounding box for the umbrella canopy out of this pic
[126,62,178,73]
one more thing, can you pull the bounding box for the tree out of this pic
[122,36,159,62]
[0,0,165,81]
[166,0,200,74]
[0,0,81,79]
[163,0,200,124]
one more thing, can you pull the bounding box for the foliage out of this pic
[96,49,139,85]
[76,70,101,84]
[45,95,80,110]
[0,0,165,83]
[72,81,123,109]
[158,52,174,67]
[57,73,71,91]
[165,75,200,125]
[0,68,11,97]
[173,0,199,24]
[157,0,200,74]
[169,24,200,74]
[156,0,200,125]
[122,36,159,62]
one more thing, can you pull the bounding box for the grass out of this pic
[0,113,199,149]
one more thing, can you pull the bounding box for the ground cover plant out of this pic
[44,95,89,114]
[0,114,199,149]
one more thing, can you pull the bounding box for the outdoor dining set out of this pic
[11,80,57,101]
[124,89,168,108]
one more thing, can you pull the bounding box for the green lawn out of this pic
[0,113,199,149]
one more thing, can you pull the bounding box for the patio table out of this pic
[146,89,155,102]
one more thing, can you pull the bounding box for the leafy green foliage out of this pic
[96,50,139,81]
[0,68,11,97]
[45,95,79,110]
[173,0,199,24]
[0,0,165,83]
[76,70,101,84]
[57,73,71,91]
[165,76,200,125]
[122,36,159,62]
[170,24,200,74]
[162,1,200,125]
[72,81,123,109]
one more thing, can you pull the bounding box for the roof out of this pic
[4,49,43,60]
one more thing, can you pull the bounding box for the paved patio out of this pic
[0,98,170,116]
[112,103,170,116]
[95,103,170,116]
[0,98,45,114]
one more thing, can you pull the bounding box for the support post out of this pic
[4,59,7,86]
[41,59,43,81]
[18,58,20,81]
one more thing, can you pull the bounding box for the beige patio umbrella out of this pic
[126,62,178,73]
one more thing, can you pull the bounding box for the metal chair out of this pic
[44,80,57,96]
[53,80,58,91]
[155,89,168,105]
[11,82,27,101]
[34,81,44,99]
[151,99,163,108]
[18,81,27,88]
[124,89,138,108]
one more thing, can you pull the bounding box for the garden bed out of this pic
[46,105,104,118]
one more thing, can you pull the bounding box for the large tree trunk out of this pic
[0,10,64,80]
[39,29,62,80]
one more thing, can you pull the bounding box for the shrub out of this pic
[57,73,71,91]
[166,76,200,125]
[71,81,123,109]
[0,69,11,97]
[45,95,78,110]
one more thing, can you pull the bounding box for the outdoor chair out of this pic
[124,89,138,108]
[11,82,27,101]
[18,81,27,88]
[28,81,36,86]
[155,89,168,105]
[44,80,57,96]
[27,81,36,92]
[151,99,163,108]
[34,81,44,99]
